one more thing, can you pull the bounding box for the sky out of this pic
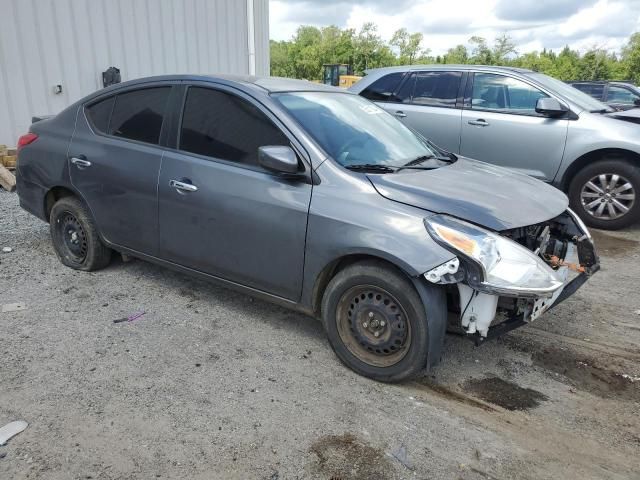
[270,0,640,56]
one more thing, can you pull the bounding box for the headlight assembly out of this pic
[424,215,563,297]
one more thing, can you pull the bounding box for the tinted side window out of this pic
[360,73,404,102]
[86,97,115,134]
[109,87,171,144]
[607,85,639,104]
[180,87,289,166]
[394,73,416,104]
[574,83,604,100]
[471,73,547,114]
[412,72,461,107]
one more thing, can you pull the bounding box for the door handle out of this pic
[394,111,407,118]
[169,179,198,193]
[70,157,92,168]
[468,119,489,127]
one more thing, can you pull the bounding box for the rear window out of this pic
[412,72,461,107]
[109,87,171,145]
[86,97,115,134]
[360,73,404,102]
[572,83,604,100]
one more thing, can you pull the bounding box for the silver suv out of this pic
[350,65,640,229]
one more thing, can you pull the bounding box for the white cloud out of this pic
[270,0,640,56]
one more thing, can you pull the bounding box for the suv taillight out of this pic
[17,132,38,151]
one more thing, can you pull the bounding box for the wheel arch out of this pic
[44,186,77,221]
[559,148,640,191]
[310,252,421,318]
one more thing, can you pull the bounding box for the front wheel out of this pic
[321,260,443,382]
[569,159,640,230]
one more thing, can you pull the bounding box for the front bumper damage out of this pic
[424,209,600,344]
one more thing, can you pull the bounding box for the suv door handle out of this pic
[394,111,407,118]
[70,157,92,168]
[169,179,198,193]
[468,119,489,127]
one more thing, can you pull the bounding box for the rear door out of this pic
[68,85,174,255]
[374,71,464,153]
[157,84,312,300]
[459,72,568,181]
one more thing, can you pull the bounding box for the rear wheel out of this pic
[322,260,442,382]
[50,196,112,271]
[569,159,640,230]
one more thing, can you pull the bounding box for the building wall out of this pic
[0,0,270,146]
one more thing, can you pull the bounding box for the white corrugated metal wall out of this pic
[0,0,270,146]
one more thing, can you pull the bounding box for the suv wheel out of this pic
[569,159,640,230]
[321,260,442,382]
[50,196,112,271]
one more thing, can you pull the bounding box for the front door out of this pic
[459,72,568,181]
[158,86,312,301]
[68,86,173,255]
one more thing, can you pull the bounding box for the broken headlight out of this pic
[424,215,564,297]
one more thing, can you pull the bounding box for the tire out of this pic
[321,260,443,382]
[568,159,640,230]
[49,196,112,271]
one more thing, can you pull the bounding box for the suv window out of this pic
[607,85,640,104]
[471,73,547,114]
[394,73,416,104]
[573,83,605,100]
[86,97,115,134]
[180,87,289,166]
[109,87,171,144]
[412,72,461,107]
[360,73,404,102]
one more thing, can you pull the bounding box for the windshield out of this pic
[527,73,614,113]
[273,92,439,167]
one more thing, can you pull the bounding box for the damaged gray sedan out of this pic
[15,75,599,381]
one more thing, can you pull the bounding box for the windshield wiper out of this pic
[402,155,435,167]
[345,164,397,173]
[590,108,610,114]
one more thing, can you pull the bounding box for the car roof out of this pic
[96,74,345,95]
[363,64,535,75]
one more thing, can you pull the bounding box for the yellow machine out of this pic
[322,64,361,88]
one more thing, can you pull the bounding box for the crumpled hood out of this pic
[367,157,568,231]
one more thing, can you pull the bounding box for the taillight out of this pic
[17,132,38,151]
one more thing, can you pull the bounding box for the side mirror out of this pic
[258,146,300,175]
[633,98,640,107]
[536,97,569,117]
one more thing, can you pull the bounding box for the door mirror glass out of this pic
[535,97,568,117]
[258,146,299,174]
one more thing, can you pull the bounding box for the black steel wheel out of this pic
[50,196,112,271]
[336,285,411,367]
[322,260,444,382]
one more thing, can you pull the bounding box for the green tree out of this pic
[390,28,426,64]
[621,33,640,83]
[492,34,517,64]
[443,45,469,64]
[469,36,493,64]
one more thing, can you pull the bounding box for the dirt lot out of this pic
[1,188,639,480]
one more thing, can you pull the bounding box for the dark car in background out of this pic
[568,81,640,111]
[15,75,598,382]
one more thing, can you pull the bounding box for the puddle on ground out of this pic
[505,337,640,401]
[463,377,548,411]
[416,380,496,412]
[309,433,394,480]
[590,230,639,257]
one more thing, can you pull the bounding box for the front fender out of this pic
[300,160,455,309]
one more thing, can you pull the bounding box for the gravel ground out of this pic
[1,188,639,480]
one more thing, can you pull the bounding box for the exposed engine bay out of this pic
[425,210,599,343]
